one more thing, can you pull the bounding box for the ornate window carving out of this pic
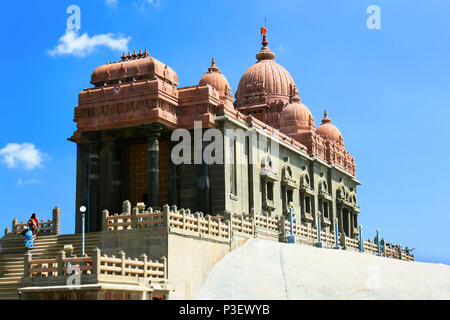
[260,154,277,180]
[281,162,297,215]
[261,154,277,213]
[337,183,357,208]
[318,178,332,201]
[299,167,314,224]
[281,163,297,188]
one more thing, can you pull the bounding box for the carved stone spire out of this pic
[256,34,276,61]
[208,57,220,73]
[322,110,332,124]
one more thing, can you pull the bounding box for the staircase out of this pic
[0,232,101,300]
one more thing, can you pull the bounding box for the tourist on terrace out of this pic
[28,213,39,240]
[24,229,34,250]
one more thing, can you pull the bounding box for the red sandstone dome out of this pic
[279,95,315,135]
[90,49,178,86]
[235,35,296,106]
[316,110,344,145]
[199,58,233,101]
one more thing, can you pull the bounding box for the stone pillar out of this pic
[119,250,126,276]
[141,253,148,278]
[349,211,354,238]
[102,210,109,231]
[196,212,202,237]
[85,132,101,233]
[24,251,32,278]
[57,250,65,276]
[340,232,346,249]
[161,256,167,279]
[131,207,138,229]
[197,140,210,215]
[12,218,18,234]
[111,140,123,214]
[162,204,170,228]
[52,207,61,236]
[92,248,101,274]
[122,200,131,215]
[168,142,179,207]
[144,125,163,209]
[347,211,351,238]
[279,215,286,242]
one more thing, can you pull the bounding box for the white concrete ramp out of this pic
[196,238,450,300]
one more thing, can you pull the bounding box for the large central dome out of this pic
[235,35,296,107]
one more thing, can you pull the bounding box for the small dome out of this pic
[235,34,295,107]
[280,95,315,135]
[316,110,344,145]
[91,49,178,86]
[199,58,233,100]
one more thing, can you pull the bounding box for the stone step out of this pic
[0,284,20,288]
[1,272,23,277]
[0,279,21,284]
[1,235,101,245]
[1,240,101,251]
[0,243,100,253]
[0,288,18,292]
[0,260,23,264]
[0,268,23,274]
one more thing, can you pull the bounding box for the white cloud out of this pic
[105,0,119,7]
[47,29,131,58]
[107,0,159,9]
[17,178,42,186]
[0,143,47,170]
[133,0,160,10]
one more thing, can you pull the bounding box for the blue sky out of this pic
[0,0,449,265]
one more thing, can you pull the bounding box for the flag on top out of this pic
[261,27,268,34]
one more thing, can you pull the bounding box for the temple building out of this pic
[0,33,414,301]
[69,34,361,239]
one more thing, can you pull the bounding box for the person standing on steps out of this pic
[24,228,34,250]
[28,213,39,240]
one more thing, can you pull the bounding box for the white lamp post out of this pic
[287,202,296,244]
[315,211,323,248]
[334,217,340,249]
[80,206,86,256]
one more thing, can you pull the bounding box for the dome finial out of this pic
[289,84,301,103]
[322,110,331,124]
[256,33,275,61]
[208,57,220,72]
[262,34,269,47]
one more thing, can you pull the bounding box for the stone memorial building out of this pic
[1,33,411,301]
[70,34,360,238]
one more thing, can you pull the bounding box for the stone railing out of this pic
[101,200,414,261]
[4,207,61,237]
[283,219,317,245]
[253,213,279,232]
[282,220,336,248]
[103,201,232,240]
[24,248,166,280]
[169,208,231,240]
[230,215,254,236]
[343,236,360,251]
[383,244,414,261]
[363,240,379,254]
[103,202,163,231]
[320,230,336,247]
